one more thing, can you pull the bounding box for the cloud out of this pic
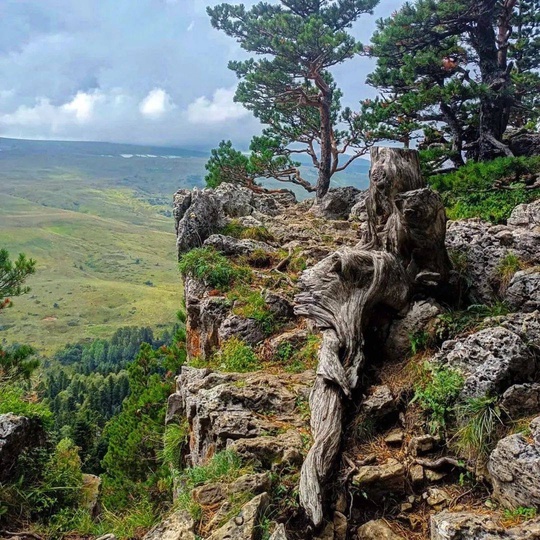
[187,21,195,31]
[139,88,175,120]
[187,87,248,124]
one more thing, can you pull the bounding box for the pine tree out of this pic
[207,0,378,199]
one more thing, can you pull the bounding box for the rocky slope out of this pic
[156,175,540,540]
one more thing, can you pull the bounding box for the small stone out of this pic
[333,511,347,540]
[360,385,396,420]
[424,488,451,508]
[409,464,424,486]
[384,428,404,445]
[425,469,447,482]
[269,524,288,540]
[353,458,405,496]
[407,434,438,457]
[400,502,413,512]
[357,519,404,540]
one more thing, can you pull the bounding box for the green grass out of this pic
[227,285,275,334]
[428,156,540,223]
[0,173,184,354]
[213,337,261,372]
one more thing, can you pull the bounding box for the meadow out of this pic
[0,137,369,354]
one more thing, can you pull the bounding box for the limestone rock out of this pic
[229,430,303,468]
[333,511,347,540]
[269,524,288,540]
[142,510,196,540]
[313,187,365,220]
[488,416,540,509]
[0,413,46,482]
[431,511,540,539]
[434,327,534,400]
[501,383,540,419]
[507,199,540,232]
[353,458,405,496]
[446,218,540,304]
[349,192,369,222]
[219,315,266,347]
[184,277,229,360]
[408,434,438,457]
[357,519,404,540]
[169,367,313,465]
[207,492,269,540]
[264,291,294,320]
[505,269,540,313]
[175,184,295,256]
[192,473,270,507]
[424,487,451,508]
[204,234,276,256]
[359,385,397,421]
[384,300,442,361]
[489,311,540,353]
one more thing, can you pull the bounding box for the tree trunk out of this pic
[294,147,450,528]
[316,86,333,200]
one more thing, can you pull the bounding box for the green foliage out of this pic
[0,249,36,310]
[0,386,53,427]
[205,140,251,189]
[221,219,275,243]
[279,334,320,373]
[503,506,538,523]
[161,420,189,472]
[208,0,378,196]
[227,286,275,334]
[435,303,509,342]
[179,247,250,291]
[413,362,464,433]
[454,396,502,460]
[213,337,261,373]
[496,252,525,292]
[409,330,431,356]
[428,157,540,223]
[176,450,250,522]
[363,0,540,162]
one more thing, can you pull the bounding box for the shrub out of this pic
[178,247,249,291]
[227,286,275,334]
[454,396,502,461]
[280,334,320,373]
[221,219,275,243]
[496,252,524,293]
[428,156,540,223]
[412,362,464,433]
[214,337,260,372]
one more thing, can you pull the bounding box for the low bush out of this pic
[214,337,261,372]
[227,286,275,334]
[178,247,250,291]
[428,156,540,223]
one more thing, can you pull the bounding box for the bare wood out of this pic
[294,147,451,527]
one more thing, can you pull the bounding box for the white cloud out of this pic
[187,86,248,124]
[0,90,103,131]
[187,21,195,32]
[138,88,175,120]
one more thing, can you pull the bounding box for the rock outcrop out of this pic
[0,413,46,482]
[488,416,540,509]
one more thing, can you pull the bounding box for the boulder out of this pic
[169,367,313,465]
[264,291,295,320]
[218,315,266,347]
[357,519,404,540]
[0,413,47,482]
[384,300,442,361]
[184,276,229,360]
[207,492,269,540]
[489,311,540,353]
[508,132,540,159]
[192,473,271,507]
[269,524,288,540]
[507,199,540,232]
[505,269,540,313]
[142,510,196,540]
[359,385,397,421]
[228,430,303,468]
[431,511,540,539]
[312,187,365,220]
[352,458,405,497]
[204,234,276,257]
[445,218,540,304]
[434,327,535,400]
[349,192,369,222]
[488,416,540,509]
[174,184,296,256]
[501,383,540,419]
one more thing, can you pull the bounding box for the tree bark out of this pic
[315,80,333,200]
[294,147,450,528]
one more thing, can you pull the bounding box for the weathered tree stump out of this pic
[294,147,450,527]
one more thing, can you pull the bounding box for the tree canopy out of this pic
[360,0,540,168]
[207,0,379,198]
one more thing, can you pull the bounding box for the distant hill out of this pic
[0,138,369,353]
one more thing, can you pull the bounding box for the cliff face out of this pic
[162,163,540,540]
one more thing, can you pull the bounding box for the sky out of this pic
[0,0,402,150]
